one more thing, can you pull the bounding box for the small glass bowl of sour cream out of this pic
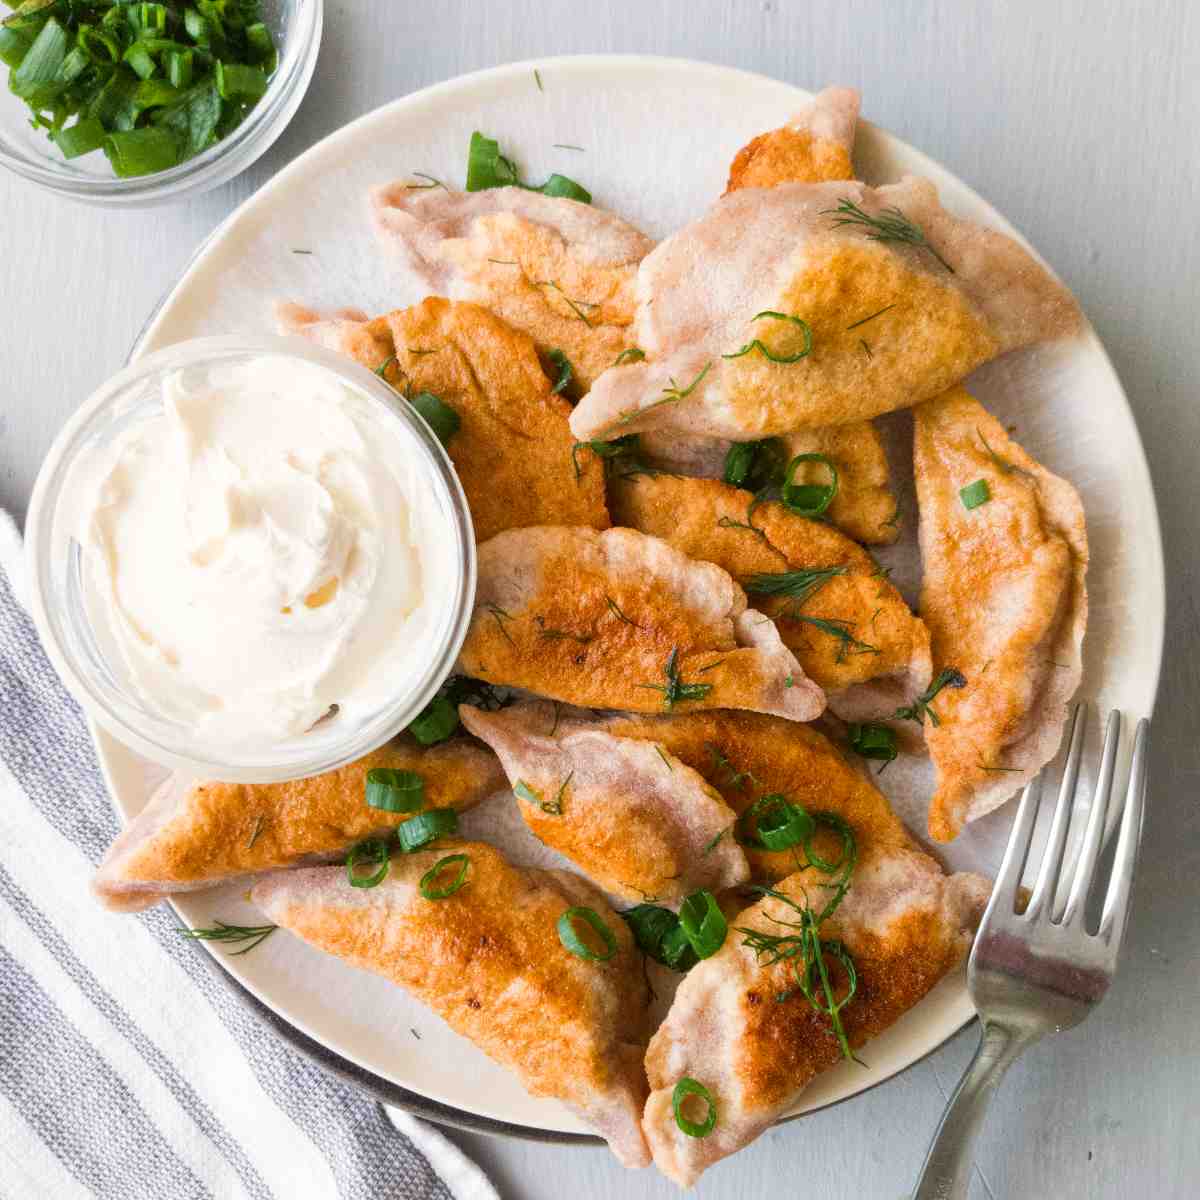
[25,335,476,783]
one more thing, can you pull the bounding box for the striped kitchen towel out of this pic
[0,510,499,1200]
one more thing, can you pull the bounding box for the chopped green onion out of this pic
[244,21,275,65]
[78,25,122,66]
[959,479,990,510]
[90,69,142,133]
[215,59,266,100]
[621,904,678,960]
[722,442,757,487]
[54,116,106,158]
[57,46,89,84]
[557,906,617,961]
[848,722,898,765]
[677,890,727,959]
[151,77,221,157]
[465,130,591,203]
[781,452,839,517]
[660,922,699,971]
[672,1078,718,1138]
[11,15,68,103]
[419,853,471,899]
[183,8,211,45]
[166,48,193,88]
[736,794,815,851]
[408,391,460,447]
[407,695,459,745]
[365,768,424,813]
[346,838,390,889]
[104,126,181,176]
[134,78,181,110]
[397,808,458,853]
[547,348,573,395]
[123,41,158,80]
[0,28,33,72]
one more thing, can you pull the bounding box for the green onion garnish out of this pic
[397,808,458,854]
[781,453,839,517]
[848,722,898,766]
[959,479,991,510]
[722,442,757,487]
[723,311,813,364]
[557,906,617,961]
[346,838,390,889]
[465,130,592,203]
[365,768,424,813]
[660,922,699,971]
[0,1,277,176]
[677,890,727,959]
[620,904,698,972]
[736,794,815,851]
[672,1078,718,1138]
[407,695,459,745]
[409,391,460,447]
[419,853,471,899]
[547,348,573,395]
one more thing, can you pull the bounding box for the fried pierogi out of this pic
[371,183,654,392]
[282,297,608,541]
[93,738,504,911]
[725,85,859,193]
[527,707,916,883]
[570,177,1080,440]
[914,388,1088,841]
[460,525,825,720]
[642,845,990,1186]
[608,474,929,716]
[460,700,749,902]
[253,841,652,1167]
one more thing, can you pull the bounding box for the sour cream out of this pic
[74,355,444,750]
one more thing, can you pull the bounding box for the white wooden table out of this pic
[3,3,1197,1197]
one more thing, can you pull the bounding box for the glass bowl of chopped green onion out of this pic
[0,0,321,205]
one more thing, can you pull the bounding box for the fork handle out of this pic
[912,1022,1028,1200]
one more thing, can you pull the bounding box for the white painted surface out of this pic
[2,3,1197,1197]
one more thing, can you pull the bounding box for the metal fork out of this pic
[912,704,1149,1200]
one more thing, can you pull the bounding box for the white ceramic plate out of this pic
[93,56,1164,1139]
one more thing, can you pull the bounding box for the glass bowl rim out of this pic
[0,0,323,203]
[24,332,477,782]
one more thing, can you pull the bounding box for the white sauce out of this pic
[75,355,443,750]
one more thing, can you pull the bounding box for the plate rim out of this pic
[96,52,1164,1143]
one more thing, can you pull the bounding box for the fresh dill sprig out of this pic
[246,817,265,850]
[534,616,592,645]
[540,772,574,814]
[483,603,515,646]
[793,615,880,662]
[701,824,734,856]
[824,197,954,273]
[604,594,642,628]
[894,667,967,726]
[636,647,713,710]
[845,304,896,331]
[716,515,768,542]
[617,362,713,426]
[706,743,759,790]
[655,746,673,772]
[535,279,596,325]
[859,339,873,358]
[744,566,847,608]
[553,143,584,151]
[612,347,646,366]
[533,68,544,91]
[179,921,277,956]
[406,172,445,190]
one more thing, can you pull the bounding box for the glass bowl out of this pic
[0,0,322,207]
[25,334,477,782]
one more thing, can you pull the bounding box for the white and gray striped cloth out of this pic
[0,511,499,1200]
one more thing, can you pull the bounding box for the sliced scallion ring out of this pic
[557,906,617,962]
[781,453,839,517]
[677,890,727,959]
[419,853,471,899]
[365,768,424,813]
[722,442,757,487]
[672,1077,718,1138]
[660,922,699,972]
[346,838,390,889]
[735,794,815,851]
[848,722,898,765]
[406,695,459,745]
[397,808,458,853]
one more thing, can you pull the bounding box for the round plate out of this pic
[93,55,1164,1141]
